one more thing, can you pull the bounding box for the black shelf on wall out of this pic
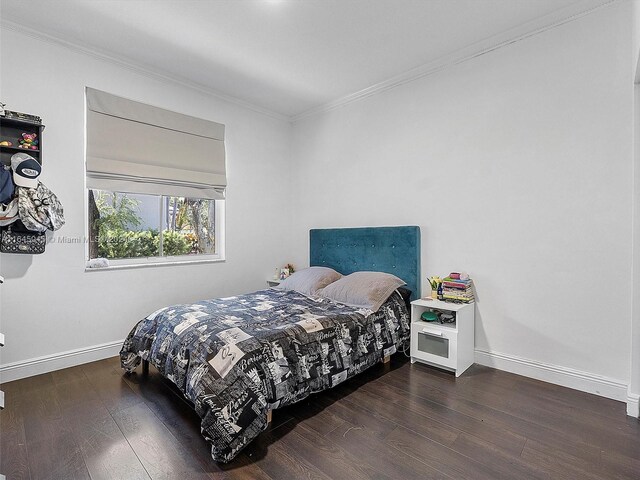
[0,115,45,166]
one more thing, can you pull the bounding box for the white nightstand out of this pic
[267,279,281,287]
[410,298,475,377]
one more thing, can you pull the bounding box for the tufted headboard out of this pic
[309,226,421,300]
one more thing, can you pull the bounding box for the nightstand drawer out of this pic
[410,322,457,369]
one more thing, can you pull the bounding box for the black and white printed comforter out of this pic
[120,288,410,462]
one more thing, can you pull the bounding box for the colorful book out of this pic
[443,282,472,289]
[443,277,471,284]
[443,291,473,297]
[442,294,474,303]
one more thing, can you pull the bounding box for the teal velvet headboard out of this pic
[309,226,421,300]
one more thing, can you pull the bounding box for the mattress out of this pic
[120,288,410,462]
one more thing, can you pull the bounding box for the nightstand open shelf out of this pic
[410,298,475,377]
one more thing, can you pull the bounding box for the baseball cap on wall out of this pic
[10,152,41,188]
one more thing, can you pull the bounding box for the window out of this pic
[85,88,226,266]
[87,190,224,264]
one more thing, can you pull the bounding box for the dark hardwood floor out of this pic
[1,355,639,479]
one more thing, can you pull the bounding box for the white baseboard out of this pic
[474,349,628,402]
[627,391,640,418]
[1,342,636,416]
[0,339,124,383]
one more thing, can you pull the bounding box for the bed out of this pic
[120,226,421,462]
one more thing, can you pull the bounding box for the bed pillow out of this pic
[318,271,406,312]
[275,266,342,296]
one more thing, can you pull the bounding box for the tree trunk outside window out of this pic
[88,189,99,259]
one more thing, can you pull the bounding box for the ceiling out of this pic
[0,0,609,118]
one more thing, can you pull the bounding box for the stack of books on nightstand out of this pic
[442,275,474,303]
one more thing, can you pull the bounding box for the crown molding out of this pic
[291,0,619,122]
[0,0,619,123]
[0,20,289,122]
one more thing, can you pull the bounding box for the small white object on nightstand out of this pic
[266,279,281,287]
[410,298,475,377]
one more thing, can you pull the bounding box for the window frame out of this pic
[84,189,226,269]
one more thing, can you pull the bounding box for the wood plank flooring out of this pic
[1,355,639,479]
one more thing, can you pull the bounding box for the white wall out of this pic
[0,27,293,380]
[631,84,640,416]
[1,3,637,409]
[630,0,640,417]
[290,2,635,399]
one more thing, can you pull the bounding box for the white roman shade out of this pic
[86,87,226,199]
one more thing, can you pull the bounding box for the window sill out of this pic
[84,257,225,272]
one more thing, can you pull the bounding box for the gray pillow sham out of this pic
[318,271,406,312]
[275,266,342,296]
